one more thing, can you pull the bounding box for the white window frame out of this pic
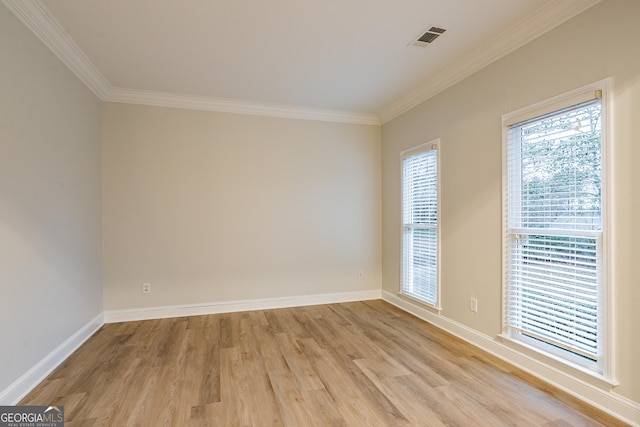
[400,139,441,309]
[501,79,614,384]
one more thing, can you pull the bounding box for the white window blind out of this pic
[402,144,438,306]
[505,94,603,366]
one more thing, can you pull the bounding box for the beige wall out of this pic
[4,0,636,414]
[382,0,640,403]
[0,6,102,394]
[102,103,381,310]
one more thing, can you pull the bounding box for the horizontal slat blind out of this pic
[507,233,599,358]
[402,147,438,305]
[506,98,602,362]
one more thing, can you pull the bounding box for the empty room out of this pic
[1,0,638,425]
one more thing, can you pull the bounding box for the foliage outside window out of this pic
[401,141,439,307]
[503,85,608,374]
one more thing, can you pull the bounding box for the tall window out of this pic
[503,82,608,374]
[401,141,439,307]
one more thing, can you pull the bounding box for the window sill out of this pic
[396,292,442,313]
[497,334,618,391]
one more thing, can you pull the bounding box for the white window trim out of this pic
[500,78,615,386]
[399,139,442,310]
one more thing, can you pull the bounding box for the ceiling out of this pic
[4,0,599,124]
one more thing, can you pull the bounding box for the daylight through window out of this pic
[503,87,607,372]
[401,141,439,306]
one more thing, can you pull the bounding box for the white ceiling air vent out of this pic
[410,26,447,48]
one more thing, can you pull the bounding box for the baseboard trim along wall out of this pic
[4,289,637,425]
[104,289,382,323]
[0,313,104,405]
[381,290,640,427]
[1,290,380,405]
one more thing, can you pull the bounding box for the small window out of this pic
[401,140,440,307]
[502,81,609,375]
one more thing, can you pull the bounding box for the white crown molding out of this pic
[2,0,110,98]
[3,0,600,126]
[2,0,379,125]
[382,291,640,426]
[0,313,104,405]
[103,87,381,125]
[2,0,381,125]
[379,0,603,124]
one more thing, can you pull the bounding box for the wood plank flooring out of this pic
[20,300,627,426]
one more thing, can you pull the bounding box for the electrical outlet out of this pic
[143,283,151,294]
[469,297,478,313]
[359,271,364,280]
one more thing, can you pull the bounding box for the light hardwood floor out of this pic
[21,300,627,426]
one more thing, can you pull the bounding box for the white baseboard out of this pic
[0,313,104,405]
[104,289,382,323]
[382,290,640,426]
[7,290,636,425]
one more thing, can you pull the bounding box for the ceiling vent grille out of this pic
[410,26,447,48]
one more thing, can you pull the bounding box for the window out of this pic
[502,81,609,375]
[401,140,439,307]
